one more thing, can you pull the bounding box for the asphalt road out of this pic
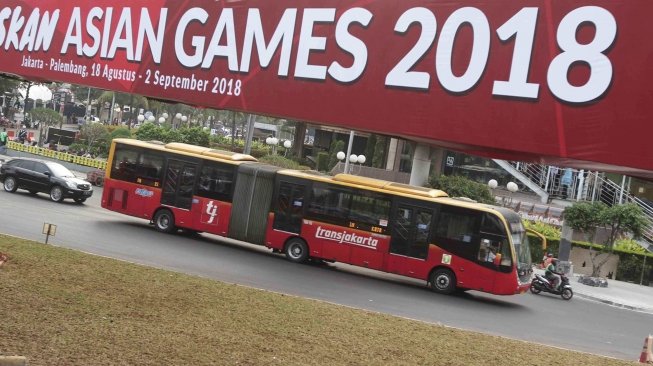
[0,184,651,361]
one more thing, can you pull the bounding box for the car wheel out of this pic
[49,186,64,202]
[429,268,456,294]
[285,238,309,263]
[153,209,176,233]
[74,198,86,204]
[3,176,18,192]
[96,177,103,187]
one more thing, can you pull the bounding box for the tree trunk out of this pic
[231,111,236,149]
[292,121,306,159]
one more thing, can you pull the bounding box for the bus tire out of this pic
[285,238,309,263]
[153,209,176,233]
[429,268,456,294]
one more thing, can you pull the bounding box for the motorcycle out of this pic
[530,273,573,300]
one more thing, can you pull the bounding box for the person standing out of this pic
[560,168,573,199]
[17,125,27,144]
[0,127,7,155]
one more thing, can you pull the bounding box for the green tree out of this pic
[364,134,377,167]
[328,139,345,171]
[564,202,647,276]
[30,108,63,126]
[427,174,495,204]
[372,136,387,168]
[135,123,167,142]
[30,108,63,146]
[80,123,109,152]
[563,202,606,242]
[179,127,210,146]
[0,75,20,93]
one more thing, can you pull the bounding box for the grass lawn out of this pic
[0,234,637,366]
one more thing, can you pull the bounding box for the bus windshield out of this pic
[510,221,533,283]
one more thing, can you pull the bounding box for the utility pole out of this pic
[243,114,256,155]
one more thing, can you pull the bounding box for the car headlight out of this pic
[65,181,78,189]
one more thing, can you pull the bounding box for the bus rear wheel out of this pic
[154,209,176,233]
[285,238,309,263]
[430,268,456,294]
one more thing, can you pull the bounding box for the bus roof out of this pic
[112,138,258,163]
[277,170,449,199]
[277,170,517,218]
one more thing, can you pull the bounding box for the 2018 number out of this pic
[385,6,617,104]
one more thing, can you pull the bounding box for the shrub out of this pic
[523,221,561,240]
[316,152,329,172]
[428,174,494,204]
[328,140,345,170]
[615,252,652,284]
[258,155,310,170]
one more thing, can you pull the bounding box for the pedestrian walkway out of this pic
[535,268,653,313]
[572,274,653,313]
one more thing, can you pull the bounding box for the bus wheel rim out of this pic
[436,275,449,289]
[290,244,302,258]
[158,215,169,229]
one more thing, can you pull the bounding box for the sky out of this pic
[20,85,52,100]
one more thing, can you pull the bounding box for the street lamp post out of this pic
[506,181,518,207]
[266,136,279,155]
[283,139,292,157]
[174,113,182,129]
[337,151,365,174]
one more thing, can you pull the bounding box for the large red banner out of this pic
[1,1,651,177]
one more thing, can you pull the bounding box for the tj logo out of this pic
[202,201,218,224]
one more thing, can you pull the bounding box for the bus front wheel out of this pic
[285,238,309,263]
[154,209,176,233]
[430,268,456,294]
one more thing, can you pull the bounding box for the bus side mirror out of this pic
[493,253,502,266]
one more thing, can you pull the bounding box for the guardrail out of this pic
[6,141,107,170]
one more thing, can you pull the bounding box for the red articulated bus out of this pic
[102,139,534,295]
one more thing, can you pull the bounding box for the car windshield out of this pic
[47,163,75,178]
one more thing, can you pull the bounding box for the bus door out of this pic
[161,159,197,210]
[272,181,306,234]
[386,203,434,277]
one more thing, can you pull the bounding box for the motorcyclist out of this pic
[541,253,553,269]
[17,125,27,144]
[545,258,563,291]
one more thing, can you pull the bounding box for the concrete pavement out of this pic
[571,273,653,313]
[533,268,653,313]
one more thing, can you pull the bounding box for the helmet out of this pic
[547,253,553,258]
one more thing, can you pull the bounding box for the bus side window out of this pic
[196,163,234,202]
[135,152,164,186]
[433,206,481,260]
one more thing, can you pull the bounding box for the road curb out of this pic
[574,291,653,314]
